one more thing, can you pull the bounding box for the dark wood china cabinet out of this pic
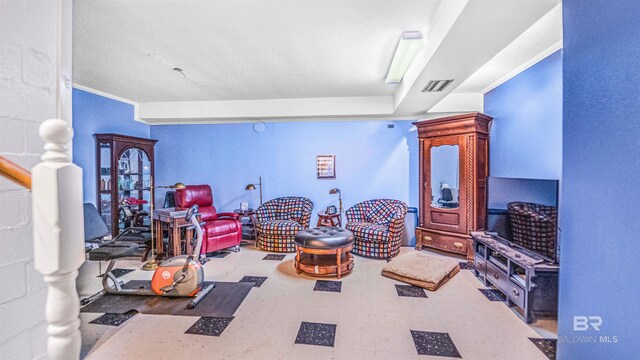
[95,134,158,236]
[414,112,492,261]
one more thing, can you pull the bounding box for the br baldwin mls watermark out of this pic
[558,316,618,344]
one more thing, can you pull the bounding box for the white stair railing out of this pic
[32,118,84,360]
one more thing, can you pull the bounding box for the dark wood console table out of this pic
[153,208,200,257]
[471,231,559,323]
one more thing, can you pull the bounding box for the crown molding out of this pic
[72,84,138,106]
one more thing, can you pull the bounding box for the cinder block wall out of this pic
[0,1,59,358]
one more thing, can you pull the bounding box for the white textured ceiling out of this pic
[73,0,561,123]
[73,0,441,102]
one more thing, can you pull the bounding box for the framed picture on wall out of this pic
[317,155,336,179]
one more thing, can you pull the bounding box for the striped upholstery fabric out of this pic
[255,197,313,252]
[345,199,408,260]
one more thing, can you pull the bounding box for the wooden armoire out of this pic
[414,112,492,261]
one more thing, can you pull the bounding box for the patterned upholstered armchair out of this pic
[345,199,408,260]
[255,196,314,252]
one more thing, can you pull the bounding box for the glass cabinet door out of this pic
[98,142,112,232]
[118,147,151,231]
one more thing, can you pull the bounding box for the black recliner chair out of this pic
[83,203,153,260]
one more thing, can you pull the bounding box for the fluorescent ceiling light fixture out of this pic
[385,31,423,84]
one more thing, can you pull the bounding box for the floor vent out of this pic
[422,79,454,92]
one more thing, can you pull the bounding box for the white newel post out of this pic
[32,119,85,360]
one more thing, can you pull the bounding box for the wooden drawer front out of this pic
[508,281,526,308]
[422,231,468,255]
[430,211,460,226]
[474,256,486,275]
[486,262,508,292]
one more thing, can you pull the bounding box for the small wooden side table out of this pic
[153,208,201,257]
[317,210,341,227]
[234,209,258,241]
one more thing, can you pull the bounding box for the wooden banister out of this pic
[0,156,32,189]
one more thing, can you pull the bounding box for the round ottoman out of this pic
[294,227,355,279]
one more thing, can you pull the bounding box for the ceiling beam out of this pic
[137,96,394,123]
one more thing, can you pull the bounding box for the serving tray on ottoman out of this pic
[381,251,460,291]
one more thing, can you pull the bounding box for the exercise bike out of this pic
[84,205,215,309]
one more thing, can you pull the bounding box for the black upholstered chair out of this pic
[83,203,109,245]
[83,203,153,260]
[163,191,176,208]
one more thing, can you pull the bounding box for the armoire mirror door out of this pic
[425,136,467,235]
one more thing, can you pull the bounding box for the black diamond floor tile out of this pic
[185,317,234,337]
[395,284,428,298]
[263,254,286,261]
[239,276,268,288]
[313,280,342,293]
[208,251,231,259]
[89,312,136,327]
[479,288,507,301]
[294,322,336,347]
[410,330,461,358]
[529,338,557,360]
[97,268,134,278]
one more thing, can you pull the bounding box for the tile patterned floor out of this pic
[208,251,231,259]
[185,317,234,337]
[479,288,507,301]
[410,330,461,358]
[239,276,268,288]
[313,280,342,293]
[88,312,136,327]
[96,268,134,278]
[262,254,286,261]
[294,322,337,347]
[78,246,557,359]
[529,338,557,360]
[395,284,428,298]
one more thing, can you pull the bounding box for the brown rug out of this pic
[81,280,252,317]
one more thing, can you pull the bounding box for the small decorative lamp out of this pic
[156,182,186,190]
[245,176,263,205]
[329,188,343,225]
[142,180,187,271]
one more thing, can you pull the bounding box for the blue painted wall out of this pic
[72,88,150,204]
[485,50,563,180]
[150,121,418,226]
[559,1,640,358]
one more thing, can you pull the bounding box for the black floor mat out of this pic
[81,280,252,317]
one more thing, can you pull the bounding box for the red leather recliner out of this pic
[174,185,242,254]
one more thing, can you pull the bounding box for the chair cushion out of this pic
[294,227,354,249]
[205,219,240,237]
[381,251,460,291]
[257,220,303,237]
[366,202,397,226]
[346,222,390,243]
[88,242,140,261]
[199,205,218,222]
[117,229,152,243]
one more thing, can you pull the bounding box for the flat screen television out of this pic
[486,177,559,263]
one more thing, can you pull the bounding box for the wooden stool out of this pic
[317,210,341,227]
